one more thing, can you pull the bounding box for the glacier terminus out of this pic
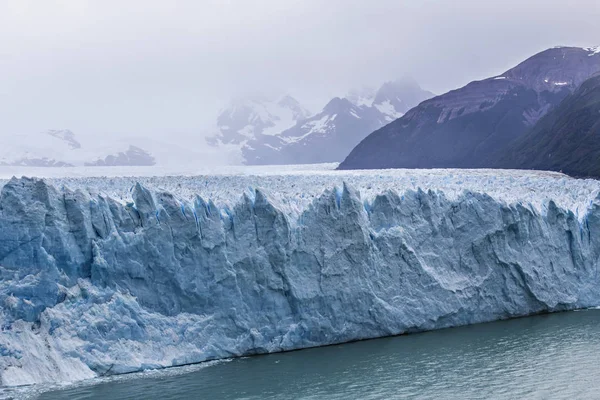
[2,165,600,387]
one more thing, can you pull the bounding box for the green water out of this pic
[34,310,600,399]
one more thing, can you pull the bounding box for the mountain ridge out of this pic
[339,46,600,170]
[207,78,434,165]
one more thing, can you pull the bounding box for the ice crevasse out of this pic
[1,174,600,386]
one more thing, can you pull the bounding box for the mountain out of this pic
[240,78,434,165]
[241,97,382,165]
[0,130,156,167]
[494,72,600,178]
[85,145,156,167]
[205,95,311,149]
[339,46,600,170]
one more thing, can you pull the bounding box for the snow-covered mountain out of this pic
[0,130,156,167]
[207,78,434,165]
[206,95,311,147]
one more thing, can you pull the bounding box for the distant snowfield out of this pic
[1,164,598,218]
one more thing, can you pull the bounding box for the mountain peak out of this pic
[502,46,600,92]
[277,94,301,107]
[277,95,311,120]
[323,97,355,114]
[372,78,434,118]
[347,87,376,107]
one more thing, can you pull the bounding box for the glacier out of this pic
[2,166,600,387]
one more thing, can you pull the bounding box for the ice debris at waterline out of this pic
[2,170,600,387]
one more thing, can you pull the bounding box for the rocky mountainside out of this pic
[339,46,600,170]
[207,79,433,165]
[494,72,600,178]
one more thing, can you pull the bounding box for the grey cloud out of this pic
[0,0,598,140]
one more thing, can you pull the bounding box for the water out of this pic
[18,310,600,399]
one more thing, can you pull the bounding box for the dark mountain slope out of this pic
[494,73,600,178]
[339,46,600,170]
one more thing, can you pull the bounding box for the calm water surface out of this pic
[31,310,600,399]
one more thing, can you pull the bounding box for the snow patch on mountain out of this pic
[374,100,404,121]
[284,113,337,142]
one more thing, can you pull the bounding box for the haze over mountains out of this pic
[207,78,434,165]
[339,46,600,174]
[0,130,156,167]
[5,45,600,178]
[1,129,239,169]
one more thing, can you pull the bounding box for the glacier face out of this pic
[2,169,600,387]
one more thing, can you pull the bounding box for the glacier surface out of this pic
[2,166,600,387]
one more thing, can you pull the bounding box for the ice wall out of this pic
[2,175,600,386]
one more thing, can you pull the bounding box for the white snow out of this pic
[257,100,301,136]
[350,110,361,119]
[282,114,337,144]
[374,100,403,121]
[584,46,600,56]
[264,144,281,151]
[494,76,507,80]
[554,81,569,86]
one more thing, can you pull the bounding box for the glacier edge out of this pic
[1,176,600,386]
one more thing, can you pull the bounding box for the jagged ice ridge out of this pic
[2,168,600,387]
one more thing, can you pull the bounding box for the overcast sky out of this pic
[1,0,599,139]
